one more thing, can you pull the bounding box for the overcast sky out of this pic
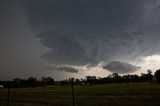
[1,0,160,80]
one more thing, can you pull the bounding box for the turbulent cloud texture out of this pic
[103,61,140,74]
[25,0,160,73]
[47,65,78,73]
[57,66,78,73]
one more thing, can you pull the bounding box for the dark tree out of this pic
[140,70,153,82]
[27,77,37,88]
[13,78,26,87]
[154,69,160,83]
[41,77,55,86]
[86,76,97,84]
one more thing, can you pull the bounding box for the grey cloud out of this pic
[103,61,141,74]
[47,65,78,73]
[36,28,97,65]
[57,66,78,73]
[25,0,160,70]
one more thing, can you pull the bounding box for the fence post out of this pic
[71,79,75,106]
[7,82,10,106]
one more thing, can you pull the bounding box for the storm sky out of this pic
[1,0,160,80]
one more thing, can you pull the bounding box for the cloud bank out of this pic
[47,65,78,73]
[24,0,160,73]
[103,61,140,74]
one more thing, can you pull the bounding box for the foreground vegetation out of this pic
[0,70,155,88]
[0,82,160,106]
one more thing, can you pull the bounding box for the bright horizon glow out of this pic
[135,54,160,74]
[72,54,160,79]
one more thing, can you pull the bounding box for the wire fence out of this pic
[1,83,160,106]
[0,83,75,106]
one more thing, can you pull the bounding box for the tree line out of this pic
[0,77,55,88]
[0,69,160,88]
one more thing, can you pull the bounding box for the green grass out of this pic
[0,83,160,106]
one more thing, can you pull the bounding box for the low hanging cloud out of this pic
[103,61,141,74]
[47,65,78,73]
[25,0,160,73]
[57,66,78,73]
[36,28,96,65]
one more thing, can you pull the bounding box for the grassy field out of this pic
[0,82,160,106]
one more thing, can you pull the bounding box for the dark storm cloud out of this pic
[47,65,78,73]
[103,61,140,74]
[57,66,78,73]
[36,27,97,65]
[25,0,160,72]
